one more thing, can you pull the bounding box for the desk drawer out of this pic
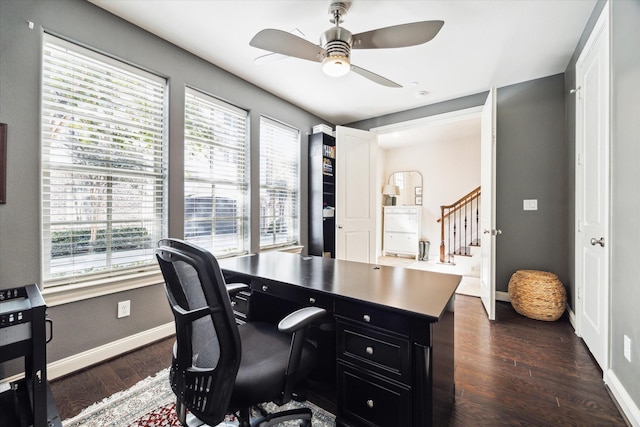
[251,280,331,311]
[337,321,410,383]
[335,299,411,336]
[338,362,411,427]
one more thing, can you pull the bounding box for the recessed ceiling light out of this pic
[414,90,429,98]
[409,81,419,87]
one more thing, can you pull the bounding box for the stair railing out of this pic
[438,186,481,263]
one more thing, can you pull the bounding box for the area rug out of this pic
[62,368,336,426]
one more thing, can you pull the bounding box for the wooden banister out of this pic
[437,186,481,223]
[439,186,481,263]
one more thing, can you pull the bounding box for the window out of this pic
[41,35,167,287]
[184,88,249,256]
[259,117,300,248]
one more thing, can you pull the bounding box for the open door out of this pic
[575,5,609,370]
[480,87,498,320]
[335,126,378,263]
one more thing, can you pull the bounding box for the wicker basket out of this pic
[508,270,566,321]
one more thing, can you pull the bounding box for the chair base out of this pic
[178,402,312,427]
[249,407,312,427]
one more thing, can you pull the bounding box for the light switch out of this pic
[523,199,538,211]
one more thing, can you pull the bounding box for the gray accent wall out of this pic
[610,0,640,413]
[495,75,567,296]
[0,0,327,372]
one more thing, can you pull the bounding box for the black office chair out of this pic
[155,238,326,427]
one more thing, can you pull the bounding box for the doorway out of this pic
[372,107,483,297]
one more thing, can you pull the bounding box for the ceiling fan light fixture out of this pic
[322,55,351,77]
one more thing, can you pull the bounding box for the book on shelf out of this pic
[323,145,336,159]
[322,158,333,175]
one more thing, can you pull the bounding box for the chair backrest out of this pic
[156,238,241,425]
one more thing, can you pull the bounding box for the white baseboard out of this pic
[496,290,510,302]
[48,322,176,381]
[604,369,640,427]
[1,322,175,385]
[566,304,576,331]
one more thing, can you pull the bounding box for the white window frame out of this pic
[184,87,249,257]
[259,116,300,249]
[40,34,167,304]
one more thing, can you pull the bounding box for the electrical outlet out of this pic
[624,335,632,362]
[117,300,131,318]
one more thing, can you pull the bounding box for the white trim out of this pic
[566,304,577,332]
[1,322,175,384]
[496,290,510,302]
[604,369,640,427]
[370,106,484,135]
[42,271,165,307]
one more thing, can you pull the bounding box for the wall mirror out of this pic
[388,171,423,206]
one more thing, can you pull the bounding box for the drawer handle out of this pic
[366,399,374,409]
[309,297,316,304]
[363,314,371,323]
[262,285,269,292]
[366,346,374,355]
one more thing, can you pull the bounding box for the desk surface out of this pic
[218,252,460,320]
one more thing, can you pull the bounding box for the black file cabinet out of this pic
[0,284,61,427]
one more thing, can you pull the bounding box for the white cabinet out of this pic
[383,206,421,259]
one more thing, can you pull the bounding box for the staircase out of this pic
[438,186,481,270]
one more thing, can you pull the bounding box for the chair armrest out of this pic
[277,306,327,405]
[278,307,327,333]
[226,282,249,296]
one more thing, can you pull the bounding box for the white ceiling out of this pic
[88,0,596,127]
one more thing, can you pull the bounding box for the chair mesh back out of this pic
[174,260,220,369]
[156,239,241,425]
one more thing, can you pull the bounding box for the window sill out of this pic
[42,269,165,307]
[260,245,304,254]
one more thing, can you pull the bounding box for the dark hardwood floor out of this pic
[50,337,174,421]
[449,296,627,426]
[51,295,628,426]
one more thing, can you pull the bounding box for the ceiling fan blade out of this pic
[250,29,325,63]
[351,65,402,88]
[254,52,288,65]
[352,20,444,49]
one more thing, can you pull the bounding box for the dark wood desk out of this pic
[218,252,460,427]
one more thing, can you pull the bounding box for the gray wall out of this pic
[610,0,640,412]
[495,74,567,294]
[0,0,327,371]
[349,76,569,295]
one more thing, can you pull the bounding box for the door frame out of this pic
[370,107,483,259]
[573,2,610,370]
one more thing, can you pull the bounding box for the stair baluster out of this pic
[438,186,481,263]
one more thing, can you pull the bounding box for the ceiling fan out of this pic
[249,1,443,88]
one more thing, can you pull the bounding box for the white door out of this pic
[480,87,498,320]
[335,126,378,263]
[575,5,609,370]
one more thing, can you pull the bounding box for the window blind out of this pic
[41,34,167,286]
[259,117,300,248]
[184,88,248,256]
